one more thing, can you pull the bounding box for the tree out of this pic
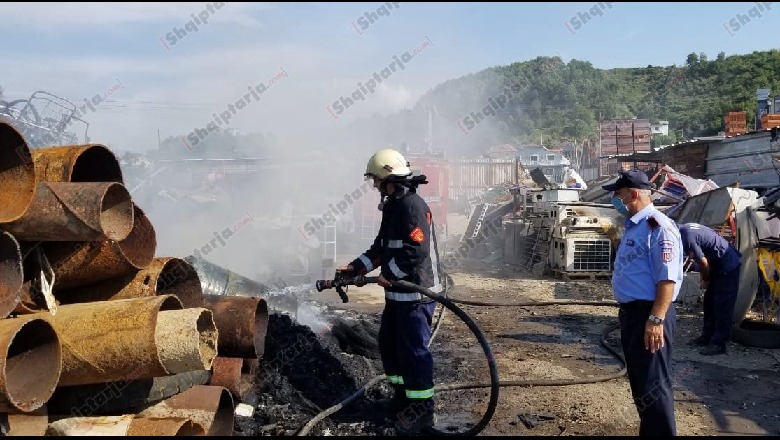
[335,49,780,158]
[651,134,677,149]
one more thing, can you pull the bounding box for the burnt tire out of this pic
[329,318,380,359]
[730,319,780,349]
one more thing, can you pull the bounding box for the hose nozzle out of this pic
[314,273,380,303]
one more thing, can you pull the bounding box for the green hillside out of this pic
[346,49,780,157]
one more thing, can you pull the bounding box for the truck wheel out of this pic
[730,319,780,349]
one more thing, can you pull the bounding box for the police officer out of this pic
[337,148,442,434]
[679,223,742,355]
[603,170,683,436]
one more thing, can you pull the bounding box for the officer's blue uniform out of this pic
[679,223,742,347]
[613,203,682,436]
[349,184,442,417]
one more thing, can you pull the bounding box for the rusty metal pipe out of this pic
[0,121,37,223]
[136,385,235,436]
[42,203,156,290]
[31,143,124,183]
[46,415,135,436]
[0,316,62,412]
[46,415,206,436]
[2,182,134,242]
[185,256,299,318]
[47,295,182,386]
[243,358,259,375]
[239,358,259,402]
[208,357,243,398]
[57,257,204,308]
[12,282,45,315]
[155,308,218,374]
[203,295,268,358]
[128,417,206,436]
[0,405,48,436]
[47,370,211,416]
[0,231,23,319]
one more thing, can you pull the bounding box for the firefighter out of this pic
[337,148,442,434]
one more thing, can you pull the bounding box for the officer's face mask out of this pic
[611,192,630,216]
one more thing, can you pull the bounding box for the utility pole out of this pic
[615,123,618,174]
[427,108,433,152]
[632,122,637,169]
[598,121,603,177]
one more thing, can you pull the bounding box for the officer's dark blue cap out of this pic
[602,170,651,191]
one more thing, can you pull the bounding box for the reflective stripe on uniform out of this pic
[388,258,408,278]
[387,375,405,385]
[385,291,422,301]
[429,221,442,288]
[388,239,404,248]
[358,254,373,272]
[405,388,434,399]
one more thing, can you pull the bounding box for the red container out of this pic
[351,154,451,241]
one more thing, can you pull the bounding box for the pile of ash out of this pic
[234,310,403,436]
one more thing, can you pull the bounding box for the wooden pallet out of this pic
[553,270,612,281]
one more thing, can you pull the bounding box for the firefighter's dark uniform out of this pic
[349,185,442,415]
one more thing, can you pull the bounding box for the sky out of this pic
[1,2,777,155]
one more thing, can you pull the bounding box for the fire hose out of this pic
[297,273,625,437]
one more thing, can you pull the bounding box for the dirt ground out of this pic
[235,214,780,436]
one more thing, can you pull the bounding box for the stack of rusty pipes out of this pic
[0,121,270,436]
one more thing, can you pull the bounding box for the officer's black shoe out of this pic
[700,344,726,355]
[689,335,710,347]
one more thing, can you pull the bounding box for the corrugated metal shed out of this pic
[578,167,600,182]
[706,130,780,189]
[661,141,709,179]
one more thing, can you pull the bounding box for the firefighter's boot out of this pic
[394,398,436,435]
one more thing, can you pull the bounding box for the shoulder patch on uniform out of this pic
[410,226,425,243]
[659,238,675,263]
[648,217,660,229]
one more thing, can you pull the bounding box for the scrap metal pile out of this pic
[0,120,269,435]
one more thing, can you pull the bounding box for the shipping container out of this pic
[760,114,780,128]
[599,119,652,156]
[725,111,747,122]
[448,158,517,203]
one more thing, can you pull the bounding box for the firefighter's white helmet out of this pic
[364,149,412,181]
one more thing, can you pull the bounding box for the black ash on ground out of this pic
[234,311,404,436]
